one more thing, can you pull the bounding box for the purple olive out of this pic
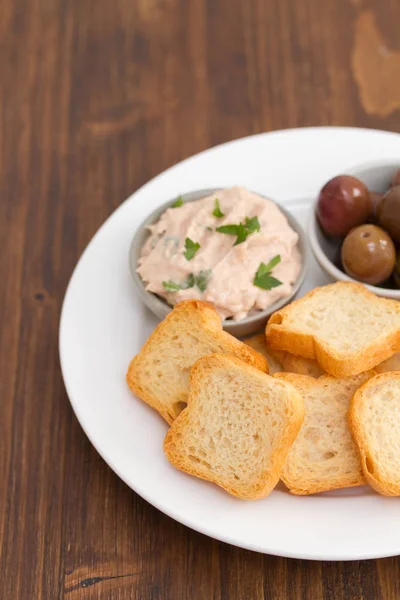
[317,175,372,238]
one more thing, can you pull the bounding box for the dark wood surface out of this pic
[1,0,400,598]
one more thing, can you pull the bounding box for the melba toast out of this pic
[127,300,268,424]
[349,372,400,496]
[164,354,304,499]
[274,371,375,495]
[266,282,400,377]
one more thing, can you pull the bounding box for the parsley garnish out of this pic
[253,255,283,290]
[212,198,225,218]
[162,270,211,293]
[162,280,181,292]
[245,216,261,233]
[183,273,196,289]
[162,274,195,292]
[195,269,212,292]
[215,224,239,235]
[172,196,184,208]
[216,216,261,246]
[234,223,248,245]
[184,238,200,261]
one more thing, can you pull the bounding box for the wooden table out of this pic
[2,1,400,598]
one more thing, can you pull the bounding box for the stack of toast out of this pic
[127,282,400,498]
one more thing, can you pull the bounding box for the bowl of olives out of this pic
[308,162,400,299]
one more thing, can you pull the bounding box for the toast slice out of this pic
[244,334,324,377]
[273,350,324,378]
[127,300,268,424]
[375,352,400,374]
[274,371,375,495]
[266,282,400,377]
[349,372,400,496]
[243,333,283,374]
[164,354,304,499]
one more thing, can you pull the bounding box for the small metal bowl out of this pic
[129,188,307,337]
[308,161,400,300]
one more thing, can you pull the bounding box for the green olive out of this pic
[341,224,396,286]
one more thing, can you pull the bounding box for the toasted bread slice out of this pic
[127,300,268,424]
[244,334,323,377]
[273,350,324,378]
[266,282,400,377]
[349,372,400,496]
[375,352,400,374]
[164,354,304,499]
[243,333,283,374]
[274,371,375,495]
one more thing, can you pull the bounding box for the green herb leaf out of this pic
[206,226,213,232]
[212,198,225,218]
[245,216,261,233]
[162,280,182,292]
[233,223,248,246]
[262,276,283,289]
[263,254,281,272]
[254,263,269,279]
[216,215,261,246]
[254,274,283,290]
[182,273,195,289]
[162,270,212,294]
[216,224,240,235]
[184,237,200,261]
[253,255,283,290]
[162,273,195,292]
[172,196,184,208]
[216,222,248,246]
[195,269,212,292]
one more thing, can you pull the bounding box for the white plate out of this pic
[60,127,400,561]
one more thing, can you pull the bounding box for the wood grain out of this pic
[1,0,400,598]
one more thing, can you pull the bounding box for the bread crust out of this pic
[164,354,305,499]
[127,300,268,424]
[266,282,400,378]
[349,372,400,496]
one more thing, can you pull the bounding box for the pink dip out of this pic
[137,187,301,321]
